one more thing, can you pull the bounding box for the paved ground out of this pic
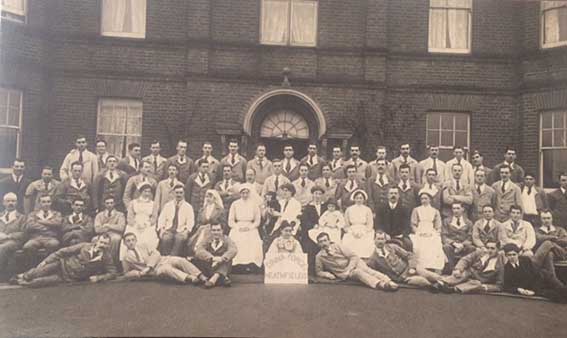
[0,280,565,338]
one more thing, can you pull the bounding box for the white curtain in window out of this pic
[429,0,471,50]
[101,0,146,36]
[262,0,289,44]
[291,1,317,46]
[2,0,25,15]
[447,5,469,49]
[429,8,447,49]
[544,2,567,44]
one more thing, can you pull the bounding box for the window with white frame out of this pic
[426,112,470,161]
[1,0,26,23]
[428,0,472,53]
[261,0,318,47]
[541,111,567,188]
[97,99,142,157]
[0,88,22,169]
[541,1,567,49]
[101,0,147,38]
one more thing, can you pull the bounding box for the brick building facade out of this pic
[1,0,566,187]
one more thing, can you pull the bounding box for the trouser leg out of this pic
[404,275,432,287]
[416,266,443,283]
[165,256,202,279]
[0,241,19,271]
[23,261,61,280]
[25,274,65,287]
[170,232,189,257]
[533,241,566,289]
[159,232,174,256]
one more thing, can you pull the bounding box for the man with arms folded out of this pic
[471,205,502,250]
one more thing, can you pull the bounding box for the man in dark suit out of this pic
[548,172,567,228]
[281,144,301,183]
[375,187,412,251]
[161,140,196,183]
[300,143,326,181]
[491,147,525,184]
[194,223,238,288]
[335,164,365,211]
[117,143,142,177]
[92,155,129,212]
[0,159,31,213]
[219,139,247,183]
[300,186,328,274]
[60,198,95,247]
[367,159,393,211]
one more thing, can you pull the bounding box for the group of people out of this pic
[1,136,567,301]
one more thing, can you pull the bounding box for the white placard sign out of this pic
[264,253,309,285]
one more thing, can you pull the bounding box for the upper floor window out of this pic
[0,88,22,169]
[541,111,567,188]
[1,0,26,23]
[426,112,470,161]
[261,0,318,47]
[101,0,147,39]
[541,1,567,49]
[428,0,472,54]
[97,99,142,157]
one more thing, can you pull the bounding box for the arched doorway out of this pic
[244,89,326,159]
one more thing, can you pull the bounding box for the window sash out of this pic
[426,113,470,153]
[541,1,567,48]
[428,0,472,53]
[100,0,147,38]
[97,99,142,157]
[0,87,22,169]
[541,111,567,149]
[2,0,25,16]
[540,111,567,188]
[261,0,317,47]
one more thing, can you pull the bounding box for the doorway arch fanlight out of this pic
[260,110,310,140]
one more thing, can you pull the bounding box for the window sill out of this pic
[100,32,146,40]
[540,42,567,50]
[259,42,317,49]
[428,48,471,55]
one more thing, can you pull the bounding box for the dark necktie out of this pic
[107,210,112,218]
[332,160,337,170]
[308,156,314,166]
[98,155,104,170]
[172,202,180,232]
[456,218,461,226]
[200,174,205,184]
[110,171,114,180]
[179,155,185,164]
[481,256,492,271]
[379,174,384,186]
[512,221,519,232]
[286,160,291,173]
[381,248,387,257]
[213,239,221,251]
[325,178,330,188]
[274,176,279,190]
[402,157,407,165]
[484,221,491,233]
[349,180,354,191]
[258,159,263,170]
[72,214,80,224]
[527,186,532,195]
[455,180,460,192]
[134,158,139,171]
[78,150,84,164]
[432,158,437,173]
[43,210,49,219]
[477,185,481,195]
[283,200,289,212]
[44,181,49,192]
[75,179,82,189]
[231,154,236,166]
[301,178,306,188]
[402,181,407,191]
[154,157,158,172]
[502,182,506,193]
[224,180,230,191]
[3,213,9,223]
[429,183,433,190]
[170,179,174,188]
[133,249,141,262]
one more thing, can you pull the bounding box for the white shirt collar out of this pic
[539,224,556,233]
[38,210,54,220]
[2,210,17,222]
[70,178,86,190]
[11,174,22,183]
[389,201,398,209]
[375,173,389,185]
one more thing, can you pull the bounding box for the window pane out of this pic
[440,131,453,146]
[543,149,567,188]
[441,115,453,130]
[0,127,18,168]
[455,131,468,147]
[7,106,20,126]
[542,112,553,129]
[0,91,7,124]
[554,129,566,147]
[100,135,127,158]
[98,99,142,157]
[261,0,290,44]
[427,113,440,129]
[454,114,468,130]
[553,111,565,129]
[543,130,553,147]
[429,9,447,49]
[447,9,469,49]
[426,130,440,147]
[290,1,317,46]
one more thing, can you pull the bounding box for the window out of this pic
[0,88,22,169]
[541,1,567,49]
[426,112,470,161]
[97,99,142,157]
[100,0,146,38]
[260,110,310,139]
[1,0,26,23]
[261,0,318,47]
[428,0,472,54]
[541,111,567,188]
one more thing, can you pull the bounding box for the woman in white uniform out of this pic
[228,184,263,272]
[410,192,446,273]
[342,190,375,259]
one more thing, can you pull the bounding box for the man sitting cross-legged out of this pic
[12,233,116,287]
[438,240,505,294]
[193,223,238,289]
[122,232,206,285]
[367,231,443,289]
[315,232,398,291]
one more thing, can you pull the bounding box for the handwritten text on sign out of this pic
[264,253,308,285]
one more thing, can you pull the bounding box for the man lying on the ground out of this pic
[367,231,442,289]
[437,240,504,294]
[12,233,116,287]
[122,232,206,285]
[315,232,399,291]
[194,223,238,288]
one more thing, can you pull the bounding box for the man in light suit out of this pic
[442,202,475,271]
[343,145,368,183]
[117,143,142,177]
[122,232,205,284]
[499,205,536,256]
[444,146,474,187]
[471,169,496,222]
[472,205,502,250]
[492,165,523,222]
[335,164,364,210]
[0,159,31,213]
[300,143,326,181]
[185,159,213,213]
[24,166,60,214]
[471,150,493,185]
[123,160,158,208]
[366,146,395,182]
[262,159,291,197]
[367,159,394,211]
[314,164,339,203]
[247,144,273,185]
[219,139,247,183]
[441,163,473,219]
[158,184,195,256]
[281,144,301,182]
[194,223,238,288]
[60,136,98,184]
[520,173,548,227]
[418,145,446,185]
[161,140,196,183]
[329,146,346,180]
[198,141,220,185]
[548,172,567,228]
[391,143,418,184]
[491,146,525,184]
[293,163,315,206]
[154,163,183,217]
[0,193,26,272]
[215,165,240,210]
[94,139,112,171]
[142,140,167,181]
